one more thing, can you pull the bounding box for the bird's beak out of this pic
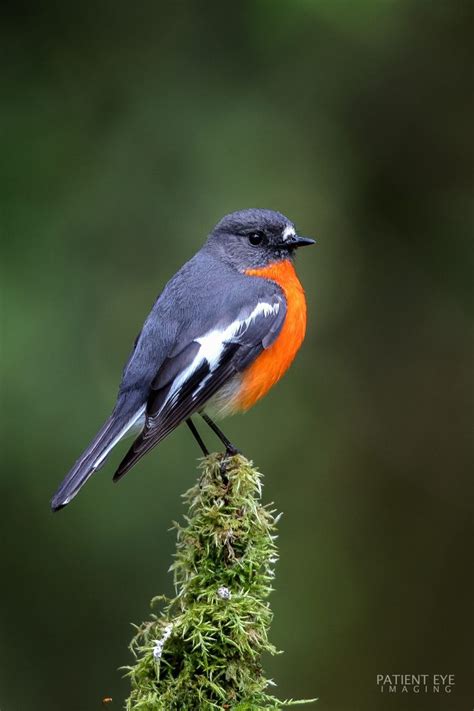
[280,234,316,249]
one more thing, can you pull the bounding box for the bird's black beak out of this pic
[279,234,316,249]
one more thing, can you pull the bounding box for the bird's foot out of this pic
[225,444,240,457]
[219,446,241,480]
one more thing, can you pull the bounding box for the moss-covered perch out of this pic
[124,453,316,710]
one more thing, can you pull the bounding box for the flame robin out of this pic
[51,209,314,511]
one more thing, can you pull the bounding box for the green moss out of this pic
[124,454,316,710]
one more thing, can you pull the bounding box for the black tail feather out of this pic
[50,414,128,511]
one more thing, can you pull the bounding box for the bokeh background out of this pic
[1,2,473,710]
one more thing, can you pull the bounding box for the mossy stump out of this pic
[124,453,315,710]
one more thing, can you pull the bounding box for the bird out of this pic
[51,208,314,511]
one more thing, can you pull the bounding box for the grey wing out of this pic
[113,292,286,480]
[114,302,179,416]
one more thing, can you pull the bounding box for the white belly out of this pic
[202,374,243,419]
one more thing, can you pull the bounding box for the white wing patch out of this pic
[163,300,280,409]
[195,300,278,368]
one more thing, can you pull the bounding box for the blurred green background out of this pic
[1,2,473,710]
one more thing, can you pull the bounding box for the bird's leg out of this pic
[201,414,239,457]
[186,418,209,456]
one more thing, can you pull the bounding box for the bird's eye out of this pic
[248,231,264,246]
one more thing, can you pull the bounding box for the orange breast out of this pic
[236,260,307,411]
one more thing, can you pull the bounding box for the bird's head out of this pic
[206,208,315,271]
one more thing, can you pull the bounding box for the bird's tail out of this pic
[50,406,145,512]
